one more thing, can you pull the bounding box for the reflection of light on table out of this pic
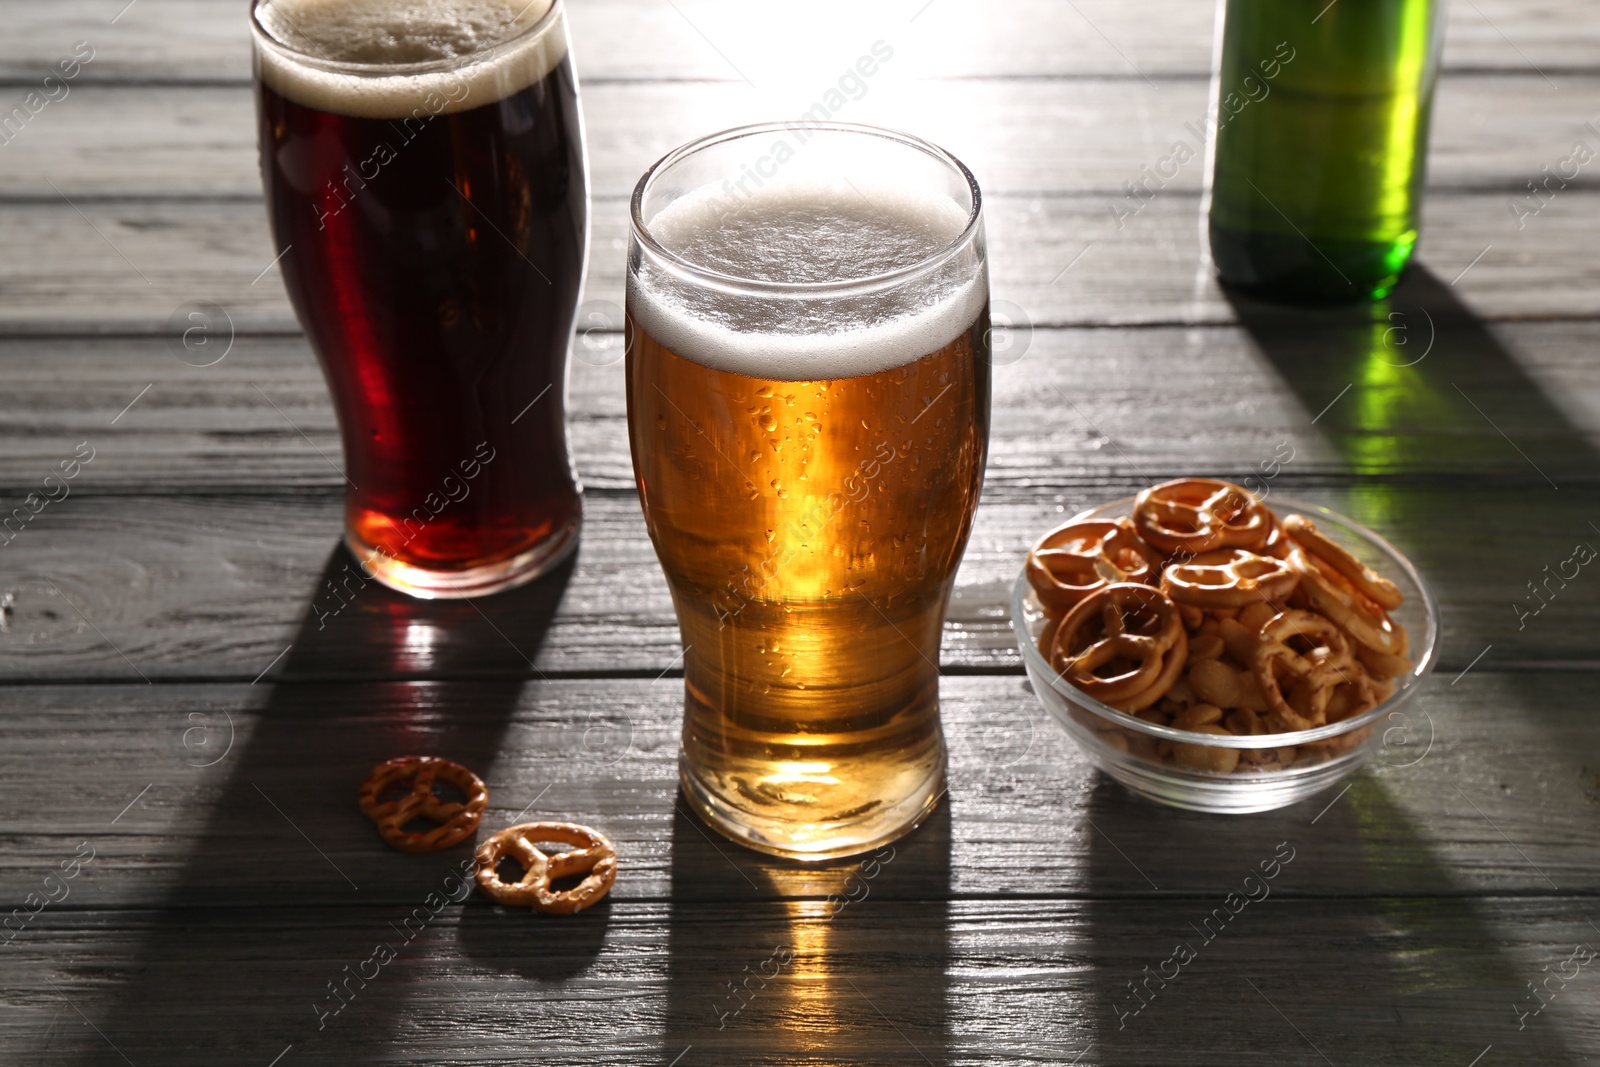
[1344,303,1451,526]
[783,897,845,1058]
[399,619,442,671]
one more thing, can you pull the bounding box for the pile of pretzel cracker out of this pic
[1026,478,1412,774]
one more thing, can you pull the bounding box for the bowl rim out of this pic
[1010,493,1441,749]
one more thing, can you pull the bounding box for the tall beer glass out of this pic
[626,123,991,859]
[252,0,586,598]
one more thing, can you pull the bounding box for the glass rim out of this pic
[628,121,984,300]
[1011,494,1442,749]
[249,0,566,78]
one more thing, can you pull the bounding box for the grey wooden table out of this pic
[4,1,1599,1064]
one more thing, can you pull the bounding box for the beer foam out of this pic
[629,180,987,380]
[255,0,567,119]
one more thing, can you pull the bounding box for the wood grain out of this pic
[3,1,1599,1063]
[0,186,1596,333]
[2,673,1597,1062]
[0,481,1595,681]
[2,282,1596,681]
[5,75,1596,201]
[2,673,1596,906]
[4,894,1598,1066]
[3,315,1598,495]
[6,0,1597,85]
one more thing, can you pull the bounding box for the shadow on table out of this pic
[1223,262,1596,483]
[456,881,612,983]
[1067,265,1594,1064]
[55,544,577,1066]
[660,799,954,1065]
[1224,264,1600,661]
[1076,772,1586,1066]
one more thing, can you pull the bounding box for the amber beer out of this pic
[252,0,586,598]
[626,124,990,858]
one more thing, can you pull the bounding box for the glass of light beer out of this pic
[626,123,991,859]
[252,0,586,598]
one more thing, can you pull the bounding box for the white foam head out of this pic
[254,0,568,119]
[629,165,987,381]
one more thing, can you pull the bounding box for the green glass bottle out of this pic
[1207,0,1445,303]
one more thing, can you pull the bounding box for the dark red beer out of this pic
[253,0,585,596]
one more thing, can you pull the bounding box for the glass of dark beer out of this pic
[626,123,991,858]
[252,0,586,597]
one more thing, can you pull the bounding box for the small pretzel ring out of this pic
[1253,610,1354,731]
[1160,548,1298,609]
[1283,515,1402,609]
[358,756,488,853]
[1115,627,1189,713]
[1026,517,1159,615]
[1051,583,1186,705]
[475,822,617,915]
[1132,478,1271,555]
[1289,547,1408,657]
[1257,512,1292,559]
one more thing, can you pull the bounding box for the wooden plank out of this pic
[0,673,1596,908]
[4,75,1597,201]
[2,894,1597,1065]
[3,303,1597,679]
[4,317,1599,495]
[3,5,1593,1065]
[7,0,1596,85]
[0,187,1597,332]
[0,480,1596,680]
[2,674,1597,1065]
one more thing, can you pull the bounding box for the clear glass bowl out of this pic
[1011,494,1440,814]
